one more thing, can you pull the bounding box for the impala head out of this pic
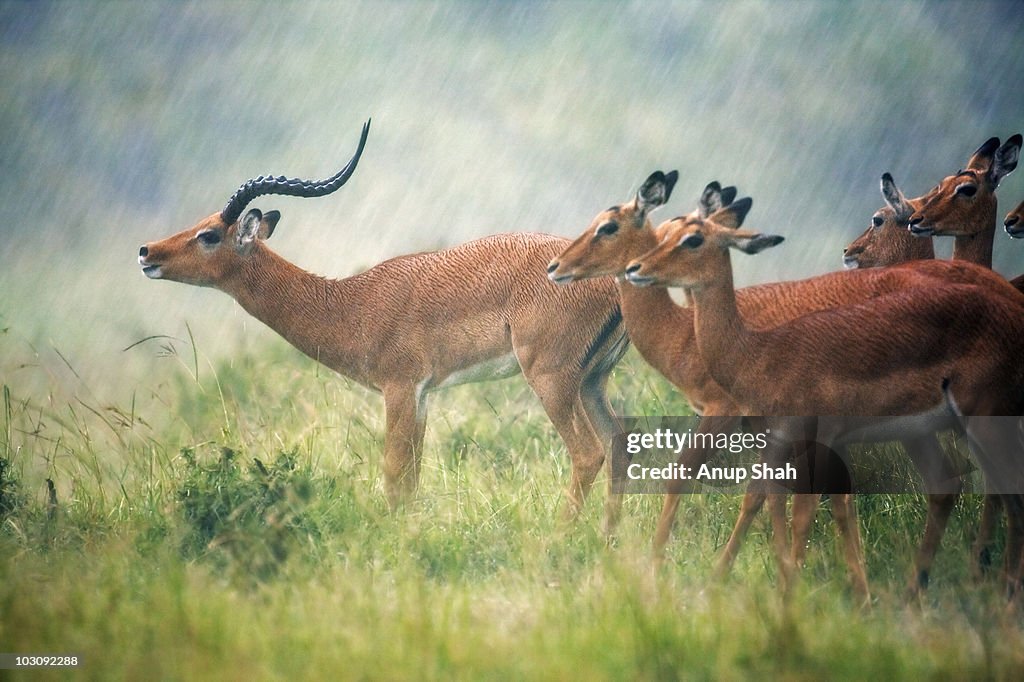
[546,172,744,284]
[138,120,371,286]
[843,173,929,269]
[1005,199,1024,238]
[546,170,679,284]
[624,199,779,289]
[907,135,1020,237]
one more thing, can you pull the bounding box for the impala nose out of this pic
[546,261,558,274]
[624,263,642,275]
[908,215,923,227]
[139,245,149,258]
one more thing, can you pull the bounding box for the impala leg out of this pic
[655,416,740,563]
[901,434,962,594]
[1002,494,1024,599]
[789,493,818,571]
[767,492,795,594]
[381,385,427,511]
[908,493,959,594]
[714,486,767,579]
[831,493,870,606]
[580,372,625,535]
[764,420,820,592]
[524,372,605,521]
[717,419,794,581]
[652,489,683,568]
[956,416,1024,595]
[972,495,1001,581]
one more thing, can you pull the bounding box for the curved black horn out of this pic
[220,119,371,224]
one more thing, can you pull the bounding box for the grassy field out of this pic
[4,2,1024,679]
[2,326,1023,680]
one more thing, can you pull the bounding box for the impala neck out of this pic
[908,236,936,261]
[951,219,995,267]
[221,245,366,378]
[615,227,697,374]
[688,258,752,394]
[616,279,694,371]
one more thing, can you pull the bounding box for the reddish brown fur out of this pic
[549,176,1024,595]
[843,178,932,269]
[909,135,1021,269]
[626,214,1024,597]
[869,142,1023,576]
[141,210,629,525]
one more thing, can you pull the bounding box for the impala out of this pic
[846,139,1024,576]
[908,135,1020,269]
[548,173,1013,594]
[138,121,631,526]
[843,173,931,270]
[624,208,1024,599]
[549,175,850,585]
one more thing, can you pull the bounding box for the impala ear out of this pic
[636,170,678,215]
[262,210,281,239]
[237,209,280,251]
[698,183,740,219]
[728,231,784,255]
[989,134,1020,189]
[707,197,752,229]
[966,137,1000,172]
[720,186,738,209]
[880,173,911,217]
[697,181,722,218]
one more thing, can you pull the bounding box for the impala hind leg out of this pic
[1001,494,1024,599]
[901,434,963,594]
[580,372,625,535]
[381,385,427,511]
[525,372,606,522]
[972,494,1002,581]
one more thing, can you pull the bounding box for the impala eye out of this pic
[595,221,619,237]
[871,215,884,228]
[676,233,704,249]
[197,230,222,246]
[955,183,977,197]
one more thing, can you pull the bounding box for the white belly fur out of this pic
[434,353,522,391]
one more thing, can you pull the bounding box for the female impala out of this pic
[548,173,1013,594]
[843,173,931,270]
[138,121,630,526]
[625,208,1024,599]
[908,135,1020,271]
[846,139,1024,577]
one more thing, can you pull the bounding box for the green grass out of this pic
[2,331,1024,680]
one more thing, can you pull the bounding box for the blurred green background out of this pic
[2,0,1023,397]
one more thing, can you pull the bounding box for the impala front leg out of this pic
[382,385,427,511]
